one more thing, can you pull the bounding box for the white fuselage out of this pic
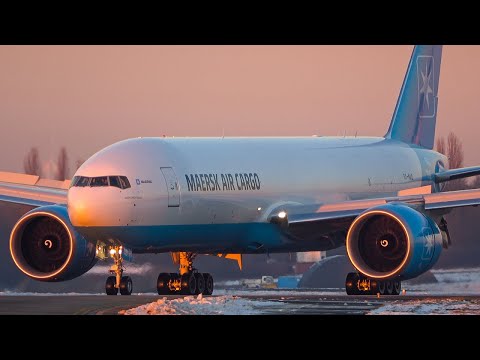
[67,136,445,253]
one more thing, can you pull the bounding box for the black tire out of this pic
[393,280,401,295]
[105,276,118,295]
[378,281,386,295]
[181,273,197,295]
[203,273,214,295]
[157,273,171,295]
[195,273,205,295]
[386,280,394,295]
[345,272,359,295]
[120,276,133,295]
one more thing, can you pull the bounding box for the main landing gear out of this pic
[345,272,401,295]
[157,252,214,295]
[105,246,133,296]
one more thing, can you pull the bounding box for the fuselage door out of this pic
[160,167,180,207]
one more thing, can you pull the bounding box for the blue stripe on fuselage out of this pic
[76,223,331,254]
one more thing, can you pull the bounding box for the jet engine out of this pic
[346,203,442,280]
[10,205,97,281]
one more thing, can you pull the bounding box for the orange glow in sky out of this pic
[1,45,479,176]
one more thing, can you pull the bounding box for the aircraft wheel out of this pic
[203,273,214,295]
[106,276,118,295]
[157,273,171,295]
[195,273,205,295]
[345,272,359,295]
[393,280,401,295]
[378,281,386,295]
[386,280,394,295]
[181,273,197,295]
[120,276,133,295]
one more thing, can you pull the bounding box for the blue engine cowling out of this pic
[9,205,97,282]
[346,203,442,281]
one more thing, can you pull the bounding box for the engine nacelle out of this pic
[10,205,97,282]
[346,204,442,281]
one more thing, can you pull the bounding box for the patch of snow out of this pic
[214,289,346,296]
[215,280,241,287]
[405,272,480,295]
[432,267,480,274]
[120,294,278,315]
[368,298,480,315]
[432,270,480,285]
[406,282,480,295]
[395,267,480,295]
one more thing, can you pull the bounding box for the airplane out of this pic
[2,44,480,296]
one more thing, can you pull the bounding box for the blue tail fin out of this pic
[385,45,443,149]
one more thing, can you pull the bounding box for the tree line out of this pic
[23,147,84,181]
[435,131,480,190]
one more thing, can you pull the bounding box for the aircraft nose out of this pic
[68,187,98,226]
[68,187,135,227]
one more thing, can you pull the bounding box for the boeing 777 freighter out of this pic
[2,45,480,296]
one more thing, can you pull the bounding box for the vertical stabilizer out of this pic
[385,45,443,149]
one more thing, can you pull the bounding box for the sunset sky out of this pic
[1,45,479,178]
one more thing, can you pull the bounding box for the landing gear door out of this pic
[160,167,180,207]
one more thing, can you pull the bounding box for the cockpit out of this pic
[70,176,131,189]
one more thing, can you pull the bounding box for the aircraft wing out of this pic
[280,166,480,236]
[0,171,68,208]
[275,186,480,236]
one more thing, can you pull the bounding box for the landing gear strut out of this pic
[105,246,132,296]
[345,272,401,295]
[157,252,214,296]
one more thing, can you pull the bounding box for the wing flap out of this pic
[0,171,39,186]
[0,171,70,189]
[424,189,480,210]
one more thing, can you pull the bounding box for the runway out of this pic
[0,294,160,315]
[1,291,480,315]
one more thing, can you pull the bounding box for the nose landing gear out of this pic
[157,252,214,295]
[105,246,132,296]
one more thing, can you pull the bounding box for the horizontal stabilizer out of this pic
[434,166,480,183]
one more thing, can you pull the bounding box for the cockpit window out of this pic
[119,176,131,189]
[109,176,121,189]
[90,176,108,187]
[70,175,131,189]
[76,176,91,187]
[70,176,80,187]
